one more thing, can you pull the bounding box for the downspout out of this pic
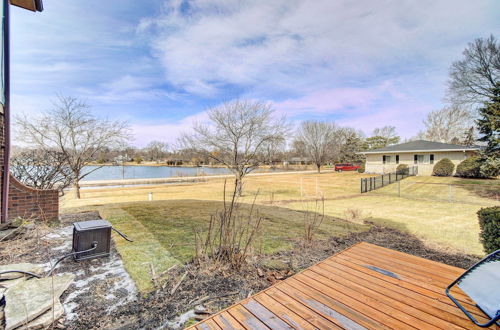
[1,0,9,223]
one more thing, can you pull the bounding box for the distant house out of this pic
[358,140,480,175]
[286,157,311,165]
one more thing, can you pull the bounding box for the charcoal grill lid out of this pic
[74,219,112,231]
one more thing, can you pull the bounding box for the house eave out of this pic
[357,148,479,155]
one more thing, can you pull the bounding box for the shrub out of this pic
[396,164,409,174]
[358,162,365,173]
[477,206,500,253]
[134,156,143,164]
[432,158,455,176]
[456,156,482,178]
[480,156,500,178]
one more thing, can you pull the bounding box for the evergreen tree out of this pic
[477,83,500,157]
[339,134,365,163]
[364,135,400,150]
[461,127,476,146]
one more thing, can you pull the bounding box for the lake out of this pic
[81,166,233,181]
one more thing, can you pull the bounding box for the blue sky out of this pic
[11,0,500,147]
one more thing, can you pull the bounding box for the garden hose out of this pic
[46,242,99,277]
[112,227,134,242]
[0,242,99,282]
[1,225,133,281]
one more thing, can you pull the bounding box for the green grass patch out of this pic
[98,199,366,292]
[122,199,367,262]
[99,206,180,293]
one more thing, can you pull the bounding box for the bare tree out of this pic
[417,107,472,143]
[295,121,338,173]
[10,149,73,196]
[372,126,399,140]
[15,95,130,198]
[145,140,169,162]
[182,100,288,194]
[260,136,286,166]
[448,35,500,107]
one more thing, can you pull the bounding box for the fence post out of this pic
[382,174,384,187]
[398,180,401,197]
[365,178,368,192]
[360,179,363,193]
[389,173,391,184]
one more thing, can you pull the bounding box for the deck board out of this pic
[190,242,499,329]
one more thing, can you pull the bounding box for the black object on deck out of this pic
[72,220,112,261]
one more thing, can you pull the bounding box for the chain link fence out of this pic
[368,180,499,206]
[360,166,418,193]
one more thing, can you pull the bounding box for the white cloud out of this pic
[131,110,210,147]
[140,0,499,97]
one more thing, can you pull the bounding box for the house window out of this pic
[396,155,399,164]
[383,155,391,164]
[414,155,424,164]
[430,154,434,164]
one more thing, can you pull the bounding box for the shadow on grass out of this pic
[460,183,500,201]
[119,199,368,263]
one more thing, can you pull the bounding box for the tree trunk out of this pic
[74,182,81,199]
[235,175,244,196]
[316,163,321,173]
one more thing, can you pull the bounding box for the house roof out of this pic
[359,140,480,154]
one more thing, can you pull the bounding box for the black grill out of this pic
[72,220,112,261]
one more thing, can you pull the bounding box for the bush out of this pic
[396,164,409,174]
[478,207,500,253]
[134,156,143,164]
[432,158,455,176]
[358,162,365,173]
[480,156,500,178]
[456,156,482,178]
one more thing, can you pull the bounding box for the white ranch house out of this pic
[359,140,480,176]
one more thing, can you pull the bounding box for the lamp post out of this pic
[0,0,43,223]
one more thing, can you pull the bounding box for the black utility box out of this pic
[72,220,112,261]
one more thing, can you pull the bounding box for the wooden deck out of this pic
[190,242,499,329]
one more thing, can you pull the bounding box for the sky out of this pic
[10,0,500,147]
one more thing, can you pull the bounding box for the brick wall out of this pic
[1,106,59,222]
[8,174,59,221]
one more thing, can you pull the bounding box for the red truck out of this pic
[334,163,361,172]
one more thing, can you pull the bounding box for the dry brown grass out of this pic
[61,171,499,261]
[61,171,367,209]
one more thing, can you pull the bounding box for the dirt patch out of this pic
[0,212,137,329]
[1,214,481,329]
[59,211,101,225]
[266,223,481,271]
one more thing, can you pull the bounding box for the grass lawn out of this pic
[61,171,499,292]
[95,199,366,292]
[60,171,369,209]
